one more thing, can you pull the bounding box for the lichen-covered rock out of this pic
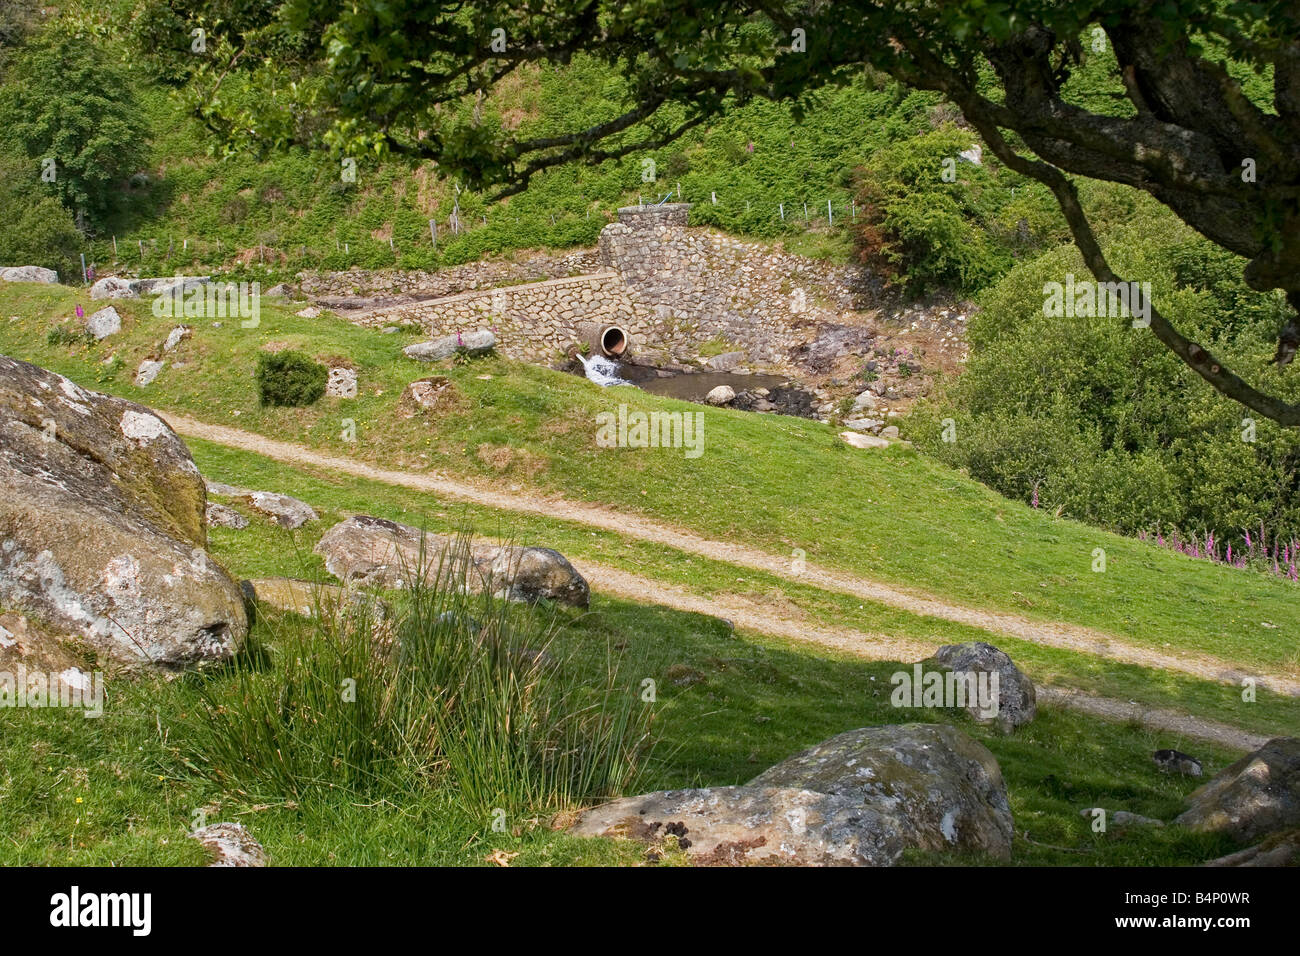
[0,266,58,284]
[314,515,589,607]
[189,823,266,867]
[925,641,1037,732]
[1175,737,1300,842]
[0,355,247,671]
[572,723,1013,865]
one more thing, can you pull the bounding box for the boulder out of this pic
[264,283,293,300]
[573,723,1013,865]
[843,417,883,433]
[704,385,736,406]
[840,431,890,449]
[851,390,879,412]
[242,491,318,529]
[326,367,358,398]
[314,515,589,607]
[89,276,138,300]
[205,502,248,530]
[924,641,1037,732]
[134,360,165,387]
[85,306,122,340]
[0,266,58,284]
[296,306,322,319]
[403,329,496,362]
[705,351,746,371]
[880,425,901,440]
[189,823,266,867]
[1175,737,1300,842]
[0,355,247,671]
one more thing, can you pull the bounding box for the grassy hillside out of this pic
[2,280,1298,688]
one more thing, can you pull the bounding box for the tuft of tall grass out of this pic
[182,535,655,816]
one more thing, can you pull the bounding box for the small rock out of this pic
[1080,808,1165,828]
[326,366,358,398]
[880,425,901,440]
[704,385,735,406]
[1154,749,1203,776]
[243,491,319,529]
[296,306,322,319]
[205,502,248,529]
[401,376,453,412]
[843,417,884,433]
[134,360,165,388]
[840,431,889,449]
[189,822,267,867]
[851,390,879,412]
[163,326,191,352]
[264,283,293,300]
[85,306,122,340]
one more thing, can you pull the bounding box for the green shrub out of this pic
[255,350,327,407]
[46,324,89,346]
[909,203,1300,548]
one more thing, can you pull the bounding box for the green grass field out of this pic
[0,279,1294,867]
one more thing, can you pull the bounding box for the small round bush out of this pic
[256,350,328,407]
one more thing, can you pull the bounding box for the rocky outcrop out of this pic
[0,356,247,671]
[1175,737,1300,842]
[572,723,1013,865]
[924,641,1037,732]
[0,266,58,284]
[314,515,589,607]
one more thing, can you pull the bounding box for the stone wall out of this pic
[351,203,882,370]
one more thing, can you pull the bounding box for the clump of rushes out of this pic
[181,534,656,816]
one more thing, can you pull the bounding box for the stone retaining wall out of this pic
[353,203,881,369]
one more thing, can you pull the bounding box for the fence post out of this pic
[828,200,833,225]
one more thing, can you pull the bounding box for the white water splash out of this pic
[578,354,634,387]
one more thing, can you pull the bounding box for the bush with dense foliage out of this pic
[256,349,327,406]
[908,198,1300,548]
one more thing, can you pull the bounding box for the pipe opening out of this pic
[600,326,628,357]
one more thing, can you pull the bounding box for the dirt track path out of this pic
[164,412,1300,709]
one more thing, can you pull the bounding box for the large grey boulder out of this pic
[314,515,589,607]
[1175,737,1300,843]
[924,641,1037,732]
[0,356,247,671]
[572,723,1013,865]
[0,266,58,284]
[403,329,496,362]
